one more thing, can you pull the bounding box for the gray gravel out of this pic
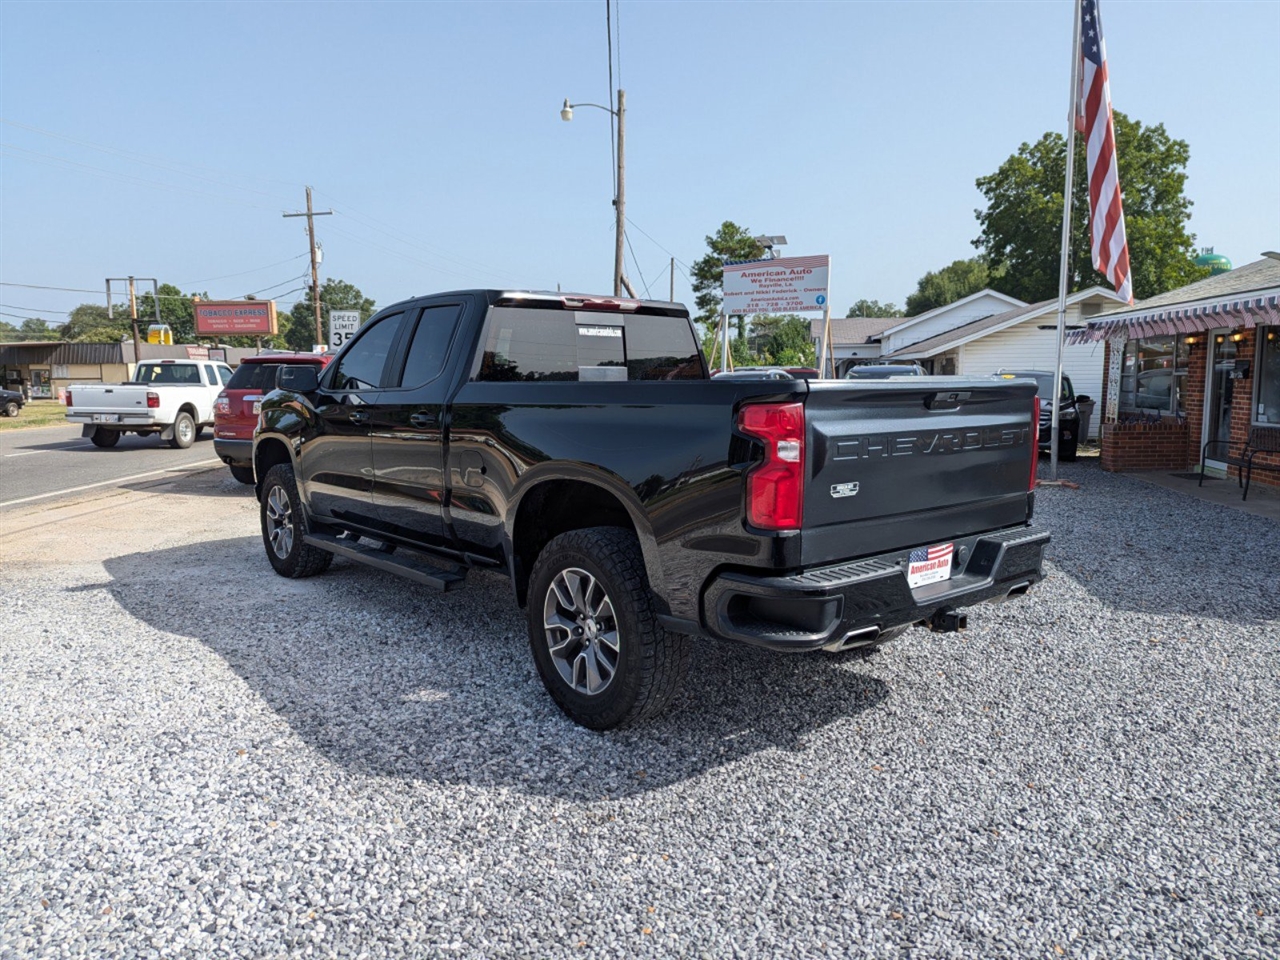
[1,462,1278,958]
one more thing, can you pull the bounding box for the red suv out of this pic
[214,353,330,484]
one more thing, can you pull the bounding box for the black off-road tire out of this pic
[229,465,255,485]
[169,411,196,449]
[90,427,120,448]
[259,463,333,578]
[527,526,691,730]
[3,401,18,418]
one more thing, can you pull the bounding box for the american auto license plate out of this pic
[92,413,120,423]
[252,401,263,414]
[906,542,954,589]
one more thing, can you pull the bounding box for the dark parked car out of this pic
[0,387,24,418]
[844,364,926,379]
[995,370,1079,461]
[253,290,1048,728]
[214,353,331,483]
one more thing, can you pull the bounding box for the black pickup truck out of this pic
[253,290,1048,729]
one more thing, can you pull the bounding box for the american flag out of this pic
[909,543,954,565]
[1076,0,1133,304]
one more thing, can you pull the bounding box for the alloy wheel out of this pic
[265,485,294,559]
[543,567,621,696]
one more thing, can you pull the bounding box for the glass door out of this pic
[1203,330,1237,469]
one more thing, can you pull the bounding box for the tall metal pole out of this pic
[670,256,675,302]
[1051,1,1083,482]
[613,89,626,298]
[283,186,333,348]
[127,276,142,362]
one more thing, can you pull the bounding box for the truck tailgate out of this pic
[68,384,153,413]
[801,378,1037,565]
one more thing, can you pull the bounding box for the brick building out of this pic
[1075,254,1280,488]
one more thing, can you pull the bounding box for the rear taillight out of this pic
[215,392,230,415]
[147,391,160,409]
[65,389,72,407]
[738,401,805,531]
[1029,396,1040,490]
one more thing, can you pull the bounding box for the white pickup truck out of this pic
[66,359,233,449]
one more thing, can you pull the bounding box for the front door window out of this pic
[1205,331,1237,462]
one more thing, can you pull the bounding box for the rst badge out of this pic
[830,481,860,498]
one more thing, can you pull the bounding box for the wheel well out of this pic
[177,403,198,419]
[254,438,292,496]
[512,479,635,607]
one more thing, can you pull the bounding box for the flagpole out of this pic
[1050,0,1083,483]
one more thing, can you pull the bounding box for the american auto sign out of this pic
[721,254,830,315]
[193,300,278,337]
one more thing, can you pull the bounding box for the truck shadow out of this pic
[100,537,889,800]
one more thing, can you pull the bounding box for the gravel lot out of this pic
[1,462,1277,958]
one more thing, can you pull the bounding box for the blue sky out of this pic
[2,0,1277,327]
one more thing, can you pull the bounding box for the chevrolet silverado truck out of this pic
[253,290,1049,729]
[66,359,232,448]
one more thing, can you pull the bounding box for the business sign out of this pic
[193,300,278,337]
[329,310,361,351]
[722,254,830,315]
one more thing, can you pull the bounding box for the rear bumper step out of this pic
[303,532,466,591]
[702,526,1049,652]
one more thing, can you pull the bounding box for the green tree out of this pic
[974,111,1208,303]
[60,304,130,342]
[753,314,816,367]
[846,299,904,318]
[282,279,377,352]
[689,221,765,332]
[904,258,995,316]
[8,320,60,343]
[0,320,18,342]
[135,283,205,343]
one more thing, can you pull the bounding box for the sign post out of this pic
[721,254,831,374]
[328,310,361,352]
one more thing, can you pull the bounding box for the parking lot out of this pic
[1,460,1277,958]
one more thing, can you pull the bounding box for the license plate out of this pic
[252,401,263,414]
[92,413,120,423]
[906,542,954,589]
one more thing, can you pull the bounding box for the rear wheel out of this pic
[3,401,18,417]
[90,427,120,448]
[169,411,196,449]
[527,527,691,730]
[229,465,255,485]
[259,463,333,578]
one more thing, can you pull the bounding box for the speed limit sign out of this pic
[328,311,360,351]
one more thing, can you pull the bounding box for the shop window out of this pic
[1119,336,1188,416]
[1257,327,1280,425]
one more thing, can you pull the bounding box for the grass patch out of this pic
[0,400,76,430]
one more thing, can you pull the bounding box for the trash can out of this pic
[1075,396,1096,442]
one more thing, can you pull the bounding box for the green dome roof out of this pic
[1194,252,1232,275]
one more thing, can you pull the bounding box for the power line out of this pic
[179,254,308,288]
[623,230,651,299]
[624,217,692,271]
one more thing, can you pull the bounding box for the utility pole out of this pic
[283,186,333,348]
[106,277,158,366]
[614,89,625,298]
[127,277,141,360]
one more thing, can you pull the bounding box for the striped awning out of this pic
[1070,293,1280,343]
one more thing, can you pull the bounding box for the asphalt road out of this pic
[0,423,223,510]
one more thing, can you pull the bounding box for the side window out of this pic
[204,364,217,385]
[475,308,624,382]
[624,316,705,380]
[219,366,233,386]
[398,304,464,388]
[328,312,404,392]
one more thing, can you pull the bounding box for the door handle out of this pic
[409,412,437,428]
[348,410,370,425]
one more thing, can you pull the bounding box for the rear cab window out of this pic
[473,306,704,382]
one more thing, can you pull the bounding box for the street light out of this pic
[560,90,626,298]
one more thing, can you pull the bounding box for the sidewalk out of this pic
[1122,468,1280,522]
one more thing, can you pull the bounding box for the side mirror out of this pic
[278,365,320,392]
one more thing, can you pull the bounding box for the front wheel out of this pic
[3,401,18,418]
[229,465,255,485]
[527,527,691,730]
[90,427,120,448]
[169,411,196,449]
[259,463,333,578]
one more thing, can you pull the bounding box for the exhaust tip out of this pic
[823,625,881,653]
